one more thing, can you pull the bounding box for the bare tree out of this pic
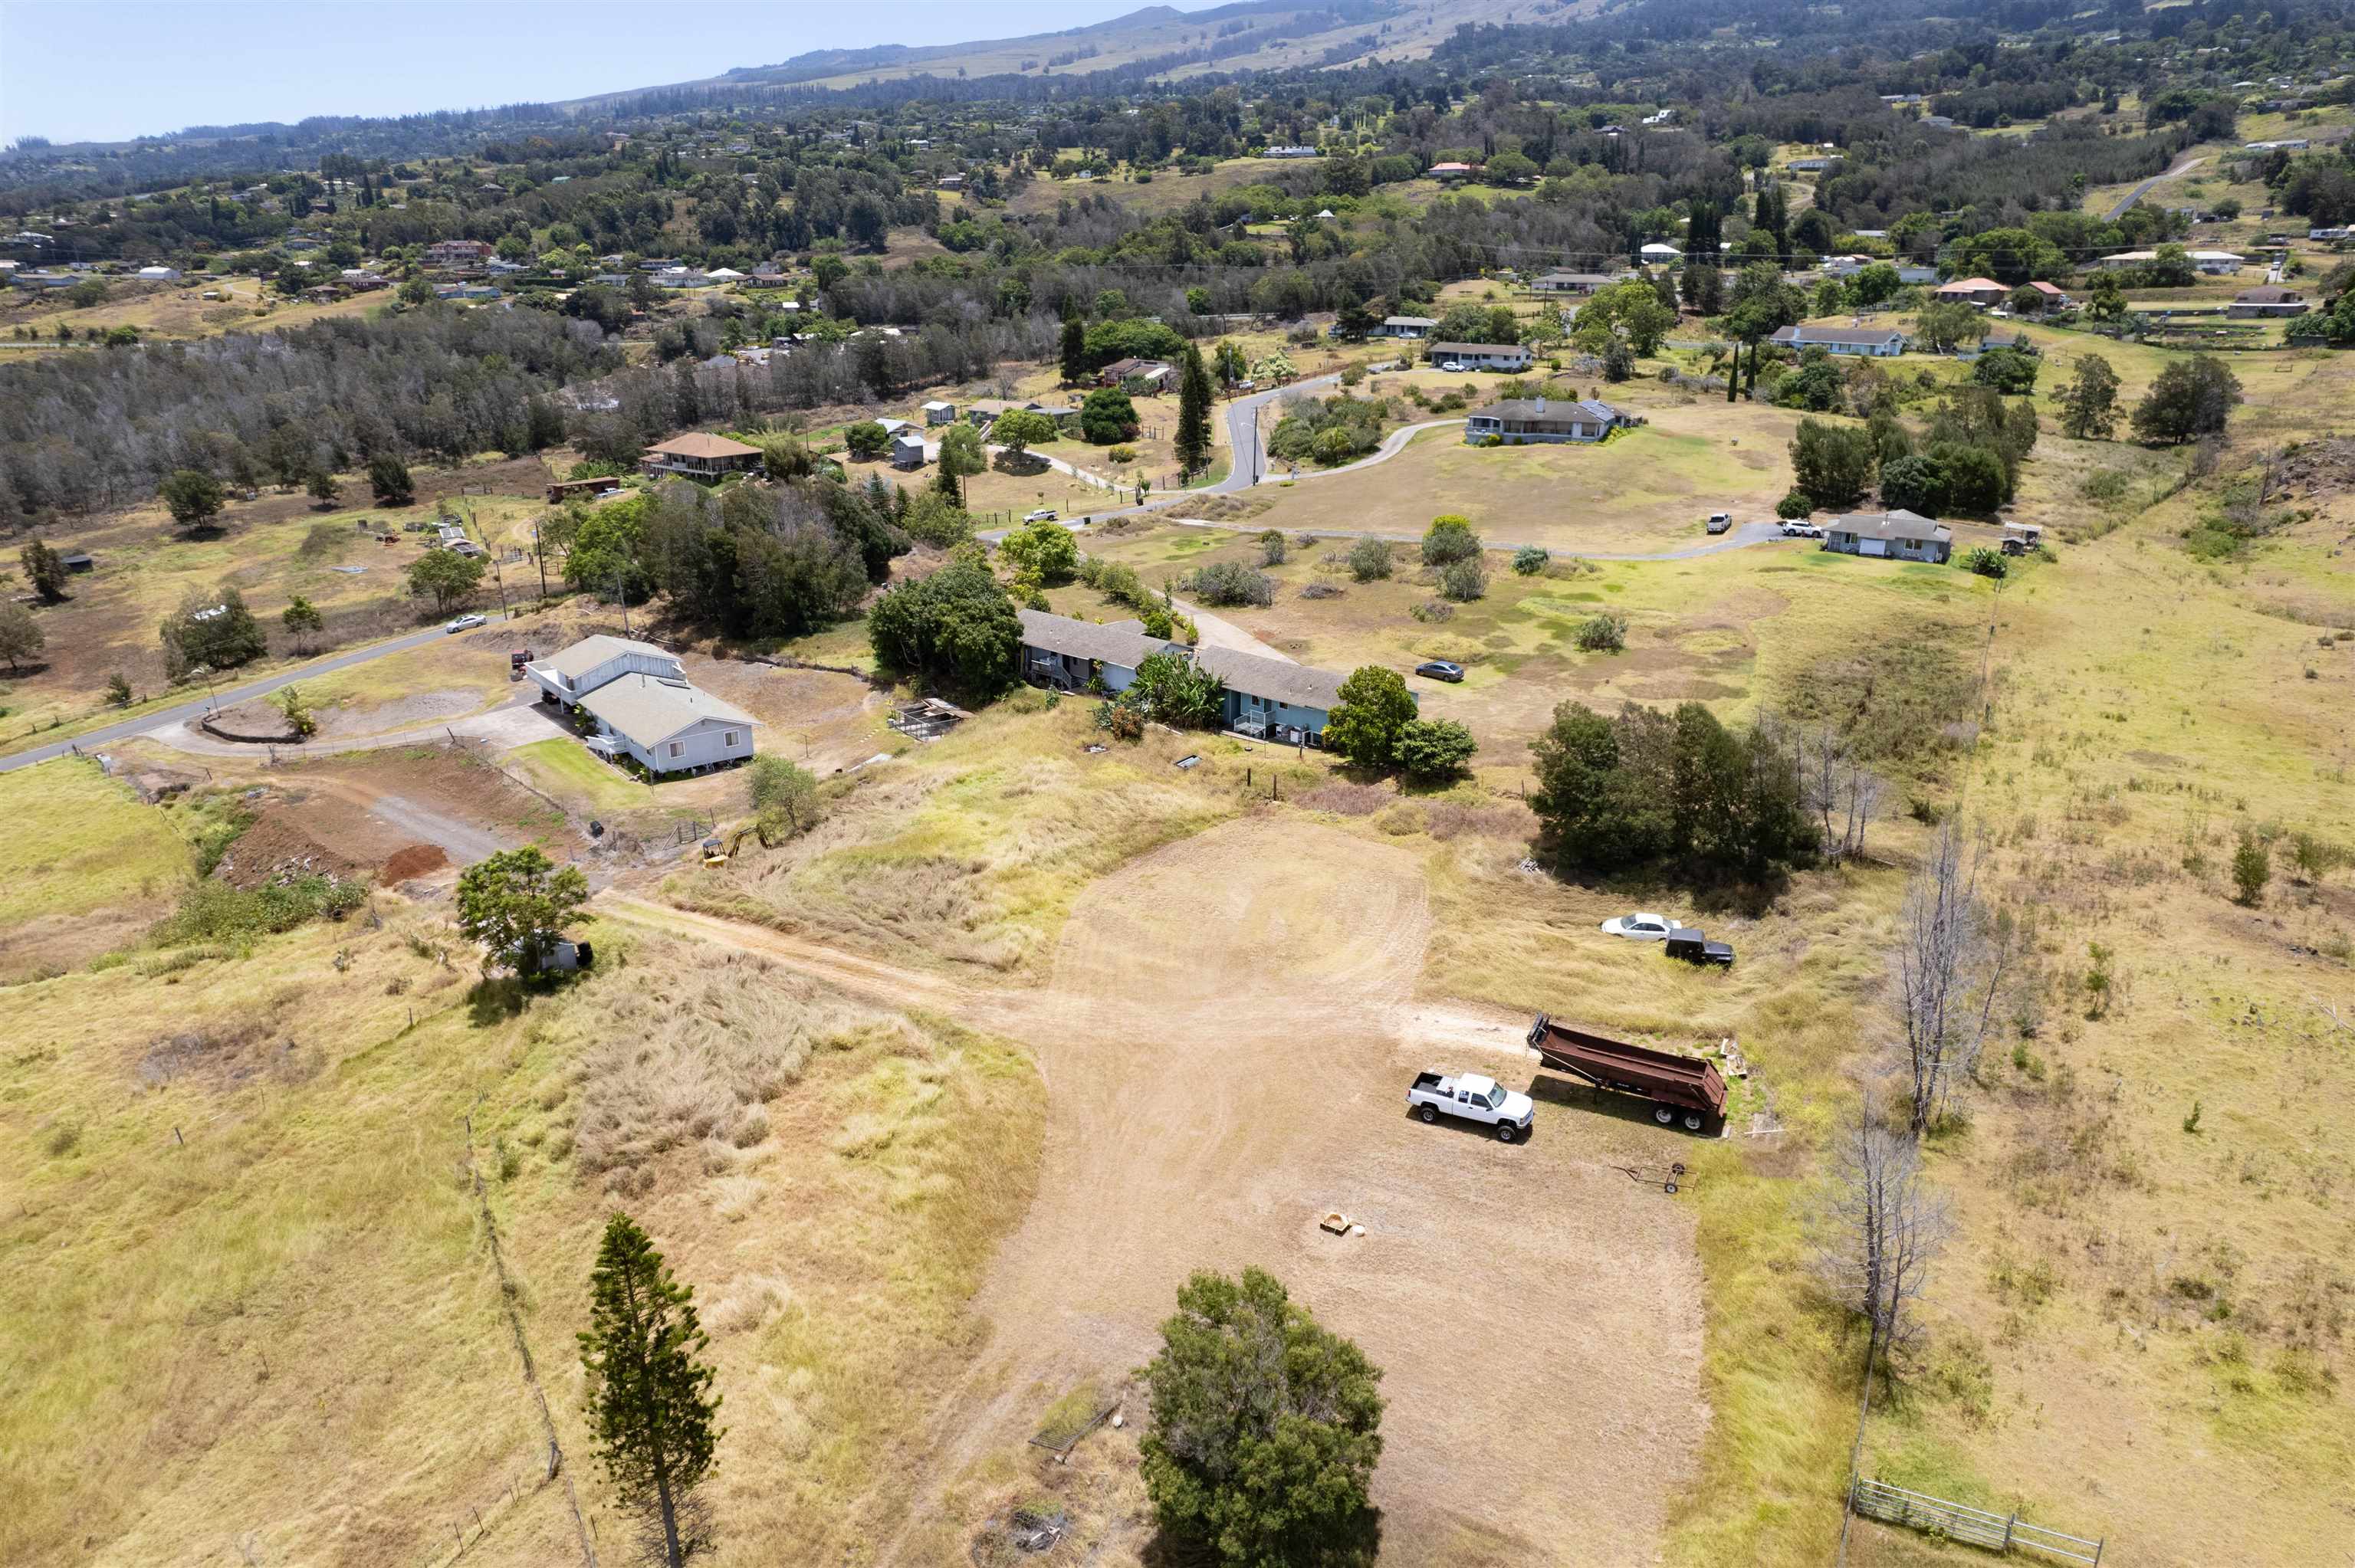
[1895,822,2015,1135]
[1792,720,1884,863]
[1812,1094,1952,1376]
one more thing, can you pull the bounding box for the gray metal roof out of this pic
[1194,645,1346,711]
[1828,510,1951,543]
[1017,609,1177,668]
[1428,341,1529,356]
[580,673,760,749]
[536,635,680,681]
[1470,398,1627,423]
[1774,324,1907,346]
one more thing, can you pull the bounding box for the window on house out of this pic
[724,731,738,746]
[668,741,684,758]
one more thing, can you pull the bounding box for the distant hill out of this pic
[556,0,1557,109]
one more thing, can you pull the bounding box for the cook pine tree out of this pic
[578,1214,724,1568]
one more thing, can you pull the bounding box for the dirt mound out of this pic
[2270,437,2355,504]
[213,809,366,890]
[376,843,449,884]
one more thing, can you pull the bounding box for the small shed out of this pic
[922,399,956,425]
[891,433,927,470]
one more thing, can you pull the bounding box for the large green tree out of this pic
[160,587,266,679]
[159,468,226,532]
[990,409,1057,463]
[1139,1268,1383,1568]
[0,602,44,674]
[2058,353,2121,441]
[1059,313,1088,383]
[865,559,1020,694]
[19,538,67,603]
[2131,356,2243,444]
[1080,386,1139,445]
[1324,665,1419,769]
[1789,418,1877,510]
[1174,344,1215,476]
[997,517,1079,584]
[578,1215,724,1568]
[407,546,486,612]
[367,454,415,505]
[455,846,589,974]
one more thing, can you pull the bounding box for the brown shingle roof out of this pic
[645,432,761,460]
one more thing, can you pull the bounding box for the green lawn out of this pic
[507,737,657,812]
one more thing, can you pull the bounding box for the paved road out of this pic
[0,622,458,774]
[2105,153,2206,221]
[1161,516,1788,563]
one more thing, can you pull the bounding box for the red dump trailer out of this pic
[1526,1014,1727,1132]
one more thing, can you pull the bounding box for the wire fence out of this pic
[1850,1478,2104,1563]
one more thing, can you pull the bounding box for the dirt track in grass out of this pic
[609,814,1708,1565]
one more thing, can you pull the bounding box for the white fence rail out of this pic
[1850,1478,2104,1564]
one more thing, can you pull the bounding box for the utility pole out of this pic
[614,563,631,637]
[531,514,549,603]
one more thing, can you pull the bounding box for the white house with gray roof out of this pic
[524,635,683,704]
[1771,323,1908,356]
[579,673,760,775]
[1463,396,1637,444]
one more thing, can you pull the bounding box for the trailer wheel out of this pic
[1419,1104,1438,1124]
[1681,1112,1704,1131]
[1654,1106,1674,1125]
[1494,1121,1518,1144]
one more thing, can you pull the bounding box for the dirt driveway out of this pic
[606,817,1706,1565]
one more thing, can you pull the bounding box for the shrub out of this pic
[1575,612,1627,651]
[2232,832,2270,906]
[1438,557,1487,602]
[1347,537,1394,581]
[1394,718,1479,781]
[1962,546,2008,579]
[1776,490,1814,520]
[1185,560,1276,607]
[1258,529,1288,566]
[1421,514,1481,566]
[1513,545,1550,576]
[1107,445,1138,464]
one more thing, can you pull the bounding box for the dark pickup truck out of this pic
[1526,1014,1727,1132]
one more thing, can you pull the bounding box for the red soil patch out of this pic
[376,843,450,884]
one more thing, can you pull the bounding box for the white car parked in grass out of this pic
[1601,912,1686,940]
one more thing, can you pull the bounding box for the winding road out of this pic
[0,623,458,775]
[2105,152,2207,221]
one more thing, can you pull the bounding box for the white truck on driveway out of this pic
[1407,1071,1535,1143]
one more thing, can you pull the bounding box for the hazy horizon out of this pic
[0,0,1223,146]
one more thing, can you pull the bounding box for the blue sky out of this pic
[0,1,1200,145]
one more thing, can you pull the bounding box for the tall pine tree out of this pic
[579,1215,724,1568]
[1059,310,1088,386]
[1174,345,1214,477]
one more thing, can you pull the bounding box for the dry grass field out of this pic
[6,279,2355,1568]
[0,455,557,747]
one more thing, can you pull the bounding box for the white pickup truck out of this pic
[1407,1071,1535,1143]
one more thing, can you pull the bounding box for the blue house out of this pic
[1016,609,1371,747]
[1017,610,1174,694]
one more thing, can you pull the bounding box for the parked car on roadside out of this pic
[1023,507,1059,522]
[1407,1070,1534,1143]
[1664,931,1735,967]
[1601,912,1685,940]
[1414,659,1466,683]
[445,613,486,632]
